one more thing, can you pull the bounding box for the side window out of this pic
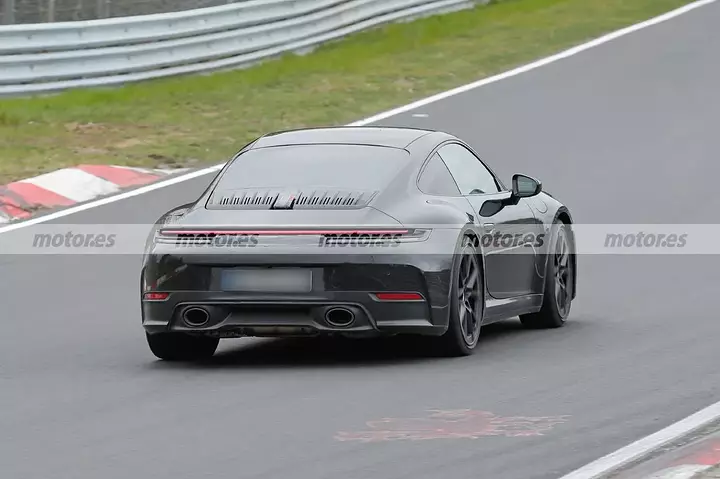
[438,143,500,195]
[417,153,461,196]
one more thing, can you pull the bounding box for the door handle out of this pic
[482,223,495,234]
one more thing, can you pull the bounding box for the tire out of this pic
[436,237,485,356]
[520,219,574,329]
[146,332,219,361]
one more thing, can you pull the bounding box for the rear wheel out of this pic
[437,238,484,356]
[520,220,574,329]
[146,332,219,361]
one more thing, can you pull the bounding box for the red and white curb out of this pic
[0,165,189,223]
[639,439,720,479]
[642,465,712,478]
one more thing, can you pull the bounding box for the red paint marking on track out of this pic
[6,182,74,207]
[76,165,160,187]
[335,410,570,442]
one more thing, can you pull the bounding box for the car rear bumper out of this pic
[142,291,448,337]
[141,250,456,337]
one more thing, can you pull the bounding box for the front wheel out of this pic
[520,220,574,329]
[146,332,219,361]
[436,238,484,356]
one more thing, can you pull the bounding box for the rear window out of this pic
[215,144,411,190]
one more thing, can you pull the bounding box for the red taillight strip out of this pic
[159,229,409,236]
[373,292,425,301]
[143,292,170,301]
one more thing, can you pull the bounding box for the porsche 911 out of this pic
[141,126,576,360]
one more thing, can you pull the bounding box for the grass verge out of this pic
[0,0,692,184]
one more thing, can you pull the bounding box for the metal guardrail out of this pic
[0,0,481,96]
[0,0,253,25]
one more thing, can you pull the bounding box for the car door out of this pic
[437,142,539,299]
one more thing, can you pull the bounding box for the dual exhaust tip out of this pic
[325,307,355,328]
[182,307,210,327]
[183,306,355,328]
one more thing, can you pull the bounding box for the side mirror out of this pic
[478,175,542,217]
[512,174,542,198]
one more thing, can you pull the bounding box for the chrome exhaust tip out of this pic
[183,307,210,327]
[325,307,355,327]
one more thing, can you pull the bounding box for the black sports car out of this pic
[141,126,576,359]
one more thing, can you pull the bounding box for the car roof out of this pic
[250,126,435,150]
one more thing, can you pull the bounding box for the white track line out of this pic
[0,0,714,236]
[558,401,720,479]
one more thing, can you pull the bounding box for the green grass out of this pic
[0,0,691,184]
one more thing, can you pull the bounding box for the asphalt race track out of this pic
[3,4,720,479]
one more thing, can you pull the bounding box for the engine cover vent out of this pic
[206,188,378,210]
[292,189,377,209]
